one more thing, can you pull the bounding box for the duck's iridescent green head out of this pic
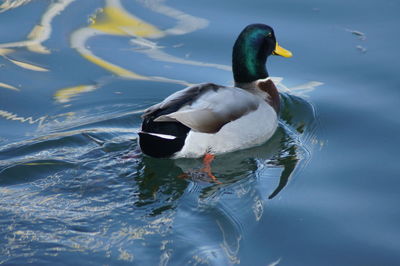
[232,24,292,84]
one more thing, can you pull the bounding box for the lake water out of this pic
[1,0,399,265]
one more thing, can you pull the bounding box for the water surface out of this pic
[1,0,399,265]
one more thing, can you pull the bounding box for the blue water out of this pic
[1,0,400,265]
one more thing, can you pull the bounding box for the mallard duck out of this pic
[139,24,292,166]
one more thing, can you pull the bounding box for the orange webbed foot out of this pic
[178,153,222,184]
[201,153,221,184]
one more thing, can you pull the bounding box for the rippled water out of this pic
[1,0,399,265]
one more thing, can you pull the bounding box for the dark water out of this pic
[1,0,399,265]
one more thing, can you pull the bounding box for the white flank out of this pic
[173,101,278,158]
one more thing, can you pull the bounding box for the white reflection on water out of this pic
[130,37,231,71]
[137,0,209,35]
[0,0,32,12]
[0,82,20,91]
[0,109,48,127]
[5,57,49,71]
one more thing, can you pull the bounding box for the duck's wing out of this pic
[143,83,259,133]
[142,83,220,118]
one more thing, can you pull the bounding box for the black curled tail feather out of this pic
[139,117,190,158]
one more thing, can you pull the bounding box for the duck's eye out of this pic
[266,32,272,38]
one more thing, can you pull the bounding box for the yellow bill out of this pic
[273,42,293,58]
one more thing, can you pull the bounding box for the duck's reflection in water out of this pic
[138,125,301,202]
[136,128,301,264]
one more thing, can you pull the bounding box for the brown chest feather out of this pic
[257,79,280,113]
